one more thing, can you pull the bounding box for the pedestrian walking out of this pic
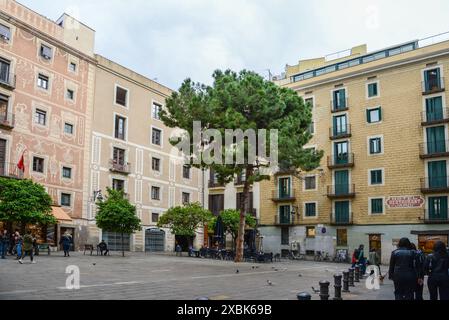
[424,241,449,300]
[409,243,425,300]
[368,248,381,276]
[388,237,421,300]
[175,243,182,257]
[1,229,9,259]
[15,231,22,260]
[59,232,72,257]
[19,230,35,264]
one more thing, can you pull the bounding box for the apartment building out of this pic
[0,0,95,248]
[261,34,449,263]
[87,55,203,252]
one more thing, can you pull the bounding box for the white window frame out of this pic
[150,184,163,202]
[368,196,386,215]
[368,168,385,186]
[36,73,50,91]
[60,192,73,208]
[37,41,54,63]
[366,80,380,99]
[366,106,382,125]
[303,174,317,191]
[113,112,128,142]
[303,201,318,219]
[367,134,384,156]
[61,165,73,181]
[30,154,47,175]
[151,99,164,121]
[151,125,163,148]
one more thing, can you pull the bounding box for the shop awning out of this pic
[51,206,73,222]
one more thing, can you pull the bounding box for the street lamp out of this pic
[92,190,103,202]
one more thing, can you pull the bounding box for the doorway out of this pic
[369,234,381,257]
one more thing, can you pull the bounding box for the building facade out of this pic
[0,0,96,248]
[87,55,203,252]
[261,35,449,263]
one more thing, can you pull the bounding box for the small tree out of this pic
[210,209,256,250]
[0,178,55,231]
[95,188,141,257]
[157,202,213,243]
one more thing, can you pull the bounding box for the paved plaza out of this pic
[0,251,412,300]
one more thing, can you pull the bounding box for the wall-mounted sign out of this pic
[386,196,424,209]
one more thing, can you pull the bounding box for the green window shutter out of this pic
[371,199,383,214]
[369,139,374,154]
[378,107,382,121]
[366,109,371,123]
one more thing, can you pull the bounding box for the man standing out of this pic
[19,230,35,264]
[1,229,9,259]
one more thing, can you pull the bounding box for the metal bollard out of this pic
[319,280,330,300]
[297,292,312,300]
[348,268,355,287]
[333,274,343,300]
[354,264,360,282]
[342,271,350,293]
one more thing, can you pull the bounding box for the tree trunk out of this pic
[121,232,124,257]
[235,166,253,262]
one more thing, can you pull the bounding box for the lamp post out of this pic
[92,190,103,203]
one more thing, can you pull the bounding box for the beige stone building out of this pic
[261,34,449,263]
[88,55,203,252]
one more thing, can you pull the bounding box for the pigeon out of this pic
[267,280,273,286]
[298,274,302,277]
[252,266,255,269]
[92,263,96,266]
[311,287,320,294]
[236,269,239,274]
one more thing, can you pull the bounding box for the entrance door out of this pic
[145,229,165,252]
[0,139,6,176]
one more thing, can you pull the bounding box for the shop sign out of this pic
[386,196,424,208]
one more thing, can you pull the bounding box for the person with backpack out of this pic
[410,243,425,300]
[424,241,449,300]
[388,237,421,300]
[19,230,35,264]
[352,247,360,267]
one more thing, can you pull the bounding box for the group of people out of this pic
[0,229,37,264]
[389,237,449,300]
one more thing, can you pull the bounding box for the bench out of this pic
[35,244,51,256]
[83,244,94,255]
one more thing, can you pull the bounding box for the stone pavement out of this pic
[0,252,425,300]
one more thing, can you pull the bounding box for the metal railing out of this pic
[0,112,14,129]
[109,159,131,174]
[0,162,24,179]
[272,189,296,201]
[329,124,351,139]
[419,140,449,158]
[331,98,348,112]
[423,209,449,224]
[330,213,353,226]
[275,214,296,225]
[327,153,354,168]
[420,177,449,192]
[208,180,225,188]
[327,184,356,197]
[422,77,445,95]
[421,108,449,124]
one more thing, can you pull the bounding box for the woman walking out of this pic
[388,237,421,300]
[424,241,449,300]
[59,232,72,257]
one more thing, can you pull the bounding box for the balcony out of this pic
[419,141,449,159]
[421,108,449,126]
[330,98,349,113]
[327,153,354,169]
[0,73,16,90]
[420,177,449,193]
[209,180,225,188]
[329,124,351,140]
[0,112,14,129]
[330,213,353,226]
[271,189,296,202]
[0,162,24,179]
[422,77,445,95]
[422,210,449,224]
[234,175,246,186]
[109,159,131,175]
[327,184,356,198]
[274,214,297,226]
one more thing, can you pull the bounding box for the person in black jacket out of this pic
[388,237,421,300]
[410,243,425,300]
[424,241,449,300]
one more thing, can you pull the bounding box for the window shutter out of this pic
[366,109,371,123]
[378,107,382,121]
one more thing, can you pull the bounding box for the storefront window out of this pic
[418,235,448,254]
[337,229,348,246]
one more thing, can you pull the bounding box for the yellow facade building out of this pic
[260,34,449,263]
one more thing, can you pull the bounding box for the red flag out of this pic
[17,152,25,172]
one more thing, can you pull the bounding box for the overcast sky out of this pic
[19,0,449,89]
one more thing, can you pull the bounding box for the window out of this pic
[66,89,74,100]
[304,176,316,190]
[367,107,382,123]
[333,89,346,110]
[307,122,314,135]
[113,147,126,165]
[152,128,162,146]
[69,62,77,72]
[114,115,126,140]
[0,94,9,119]
[369,137,382,154]
[37,74,49,90]
[152,213,159,223]
[370,169,383,185]
[281,227,289,245]
[152,103,162,120]
[0,24,11,41]
[371,198,384,214]
[183,165,190,179]
[333,114,348,136]
[306,226,316,238]
[62,167,72,179]
[305,203,316,217]
[304,98,314,108]
[278,177,291,198]
[236,192,254,212]
[152,157,160,172]
[64,123,73,134]
[112,179,125,191]
[60,193,71,207]
[32,157,44,173]
[151,186,160,200]
[367,82,378,98]
[34,109,47,126]
[0,58,11,84]
[182,192,190,205]
[40,45,53,60]
[115,86,128,107]
[424,68,442,92]
[208,194,224,216]
[336,229,348,246]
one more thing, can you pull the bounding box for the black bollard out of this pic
[342,271,350,293]
[348,268,355,287]
[354,264,360,282]
[333,274,343,300]
[297,292,312,300]
[319,280,330,301]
